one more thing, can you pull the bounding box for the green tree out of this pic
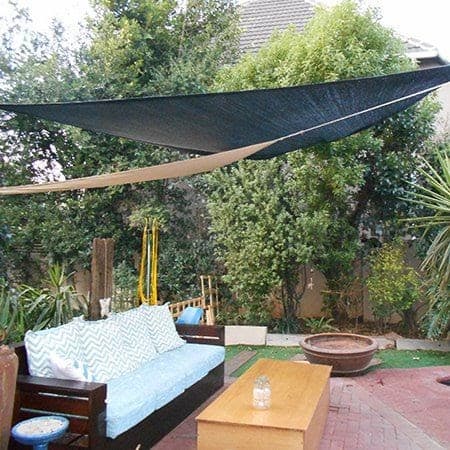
[0,0,239,301]
[207,159,330,331]
[0,5,81,283]
[208,0,438,326]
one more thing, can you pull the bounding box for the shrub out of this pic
[367,241,421,331]
[20,264,87,329]
[303,317,339,334]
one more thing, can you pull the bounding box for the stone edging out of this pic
[224,326,450,351]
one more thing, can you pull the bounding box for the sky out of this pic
[1,0,450,60]
[326,0,450,61]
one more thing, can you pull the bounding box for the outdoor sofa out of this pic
[11,304,224,449]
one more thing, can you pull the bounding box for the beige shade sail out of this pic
[0,140,275,195]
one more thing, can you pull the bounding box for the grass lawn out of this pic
[377,349,450,369]
[226,345,450,377]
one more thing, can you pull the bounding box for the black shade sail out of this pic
[2,65,450,161]
[0,65,449,194]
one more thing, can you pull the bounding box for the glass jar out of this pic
[253,375,271,410]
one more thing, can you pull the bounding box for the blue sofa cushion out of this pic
[139,304,185,353]
[109,308,158,366]
[105,343,224,439]
[24,322,83,378]
[80,319,140,382]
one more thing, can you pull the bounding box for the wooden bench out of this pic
[10,324,224,450]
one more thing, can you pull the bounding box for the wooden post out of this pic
[88,238,114,320]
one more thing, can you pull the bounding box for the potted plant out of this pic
[0,282,19,449]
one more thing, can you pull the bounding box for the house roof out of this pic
[239,0,443,63]
[239,0,316,54]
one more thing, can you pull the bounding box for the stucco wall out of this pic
[436,85,450,135]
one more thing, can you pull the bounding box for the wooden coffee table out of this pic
[196,358,331,450]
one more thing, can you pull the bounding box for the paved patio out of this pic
[154,365,450,450]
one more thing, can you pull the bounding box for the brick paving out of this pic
[154,365,450,450]
[321,375,446,450]
[354,366,450,447]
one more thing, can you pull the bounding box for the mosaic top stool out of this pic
[11,416,69,450]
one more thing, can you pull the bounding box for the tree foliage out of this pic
[0,0,239,300]
[208,0,438,326]
[207,158,331,329]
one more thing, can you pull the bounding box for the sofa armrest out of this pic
[14,375,107,449]
[17,374,106,396]
[176,324,224,346]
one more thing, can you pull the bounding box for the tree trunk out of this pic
[401,308,418,335]
[280,266,306,333]
[88,238,114,320]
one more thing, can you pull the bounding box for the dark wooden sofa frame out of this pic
[10,324,225,450]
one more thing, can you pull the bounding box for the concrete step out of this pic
[290,353,308,362]
[396,338,450,352]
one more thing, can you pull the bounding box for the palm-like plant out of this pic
[0,282,33,344]
[406,150,450,289]
[21,264,87,329]
[405,149,450,337]
[0,283,18,344]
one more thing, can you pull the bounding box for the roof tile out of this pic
[239,0,438,60]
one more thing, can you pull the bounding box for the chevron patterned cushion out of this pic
[80,319,140,382]
[139,304,185,353]
[110,308,157,366]
[25,322,83,378]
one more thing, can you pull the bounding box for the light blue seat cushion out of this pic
[105,343,224,439]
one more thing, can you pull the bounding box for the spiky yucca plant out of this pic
[405,149,450,337]
[407,151,450,289]
[21,264,87,329]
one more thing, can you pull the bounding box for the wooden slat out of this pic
[176,324,224,337]
[169,296,205,319]
[87,380,107,449]
[50,433,89,449]
[69,434,89,448]
[179,330,225,346]
[20,391,89,416]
